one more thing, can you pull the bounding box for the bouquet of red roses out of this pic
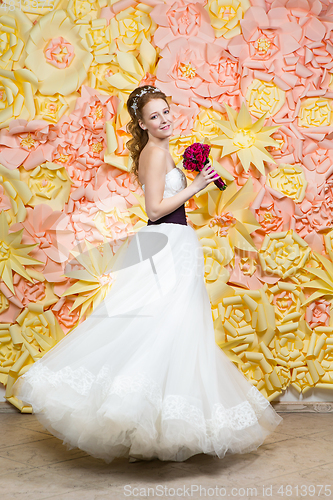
[182,143,227,191]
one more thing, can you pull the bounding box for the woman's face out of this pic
[138,98,174,139]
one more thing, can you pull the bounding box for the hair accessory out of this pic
[130,86,162,115]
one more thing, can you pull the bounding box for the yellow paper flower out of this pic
[25,9,93,96]
[0,163,32,222]
[0,68,37,128]
[19,162,72,212]
[315,331,333,388]
[211,103,280,175]
[246,79,286,119]
[187,178,261,261]
[324,230,333,262]
[204,0,251,39]
[298,98,333,128]
[0,211,42,294]
[266,164,308,203]
[259,230,311,280]
[267,281,304,327]
[4,303,65,411]
[81,18,114,66]
[0,291,9,314]
[110,4,157,53]
[104,101,133,172]
[303,252,333,306]
[15,304,65,355]
[67,0,102,21]
[2,0,62,16]
[34,91,79,123]
[104,39,158,96]
[62,238,129,319]
[0,8,32,70]
[213,284,282,399]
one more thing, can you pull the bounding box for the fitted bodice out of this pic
[142,167,188,226]
[142,167,187,198]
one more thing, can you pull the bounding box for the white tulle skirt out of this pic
[12,222,283,463]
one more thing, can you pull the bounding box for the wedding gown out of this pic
[12,166,283,463]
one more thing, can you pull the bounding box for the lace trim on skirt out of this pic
[18,363,271,434]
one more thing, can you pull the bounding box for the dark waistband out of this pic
[147,204,187,226]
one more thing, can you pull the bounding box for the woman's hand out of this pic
[191,162,220,194]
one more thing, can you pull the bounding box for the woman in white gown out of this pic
[12,86,283,464]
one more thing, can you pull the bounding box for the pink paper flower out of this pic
[156,38,240,108]
[13,275,46,306]
[0,119,60,171]
[170,101,200,136]
[44,36,75,69]
[151,0,214,49]
[269,125,303,165]
[250,186,295,247]
[294,189,333,253]
[227,252,280,288]
[52,297,83,333]
[53,87,118,176]
[306,299,330,329]
[0,185,11,212]
[11,204,75,282]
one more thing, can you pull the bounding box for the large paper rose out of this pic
[34,92,79,124]
[19,161,72,211]
[25,10,93,96]
[102,4,157,54]
[0,8,32,71]
[11,204,75,282]
[246,79,285,119]
[266,164,308,203]
[306,299,331,329]
[294,190,333,253]
[156,38,241,109]
[259,230,310,280]
[151,0,214,49]
[298,98,333,128]
[0,119,60,171]
[205,0,251,40]
[0,69,37,129]
[250,186,295,246]
[95,42,157,101]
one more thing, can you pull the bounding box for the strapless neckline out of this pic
[141,168,178,190]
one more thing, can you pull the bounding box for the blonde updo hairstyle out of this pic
[126,85,170,188]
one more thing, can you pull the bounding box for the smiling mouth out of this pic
[161,124,170,129]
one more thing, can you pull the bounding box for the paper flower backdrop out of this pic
[2,0,333,412]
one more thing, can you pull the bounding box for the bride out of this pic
[12,85,283,464]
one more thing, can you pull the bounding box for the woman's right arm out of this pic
[142,148,219,222]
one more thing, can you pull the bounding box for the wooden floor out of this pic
[0,410,332,500]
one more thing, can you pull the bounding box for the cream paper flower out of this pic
[0,163,32,222]
[246,79,286,119]
[0,8,32,70]
[211,103,280,175]
[62,238,129,319]
[298,98,333,128]
[0,211,42,294]
[25,9,93,96]
[204,0,250,40]
[266,164,308,203]
[259,230,311,280]
[0,68,37,128]
[19,162,72,212]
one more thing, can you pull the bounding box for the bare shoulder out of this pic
[139,146,167,184]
